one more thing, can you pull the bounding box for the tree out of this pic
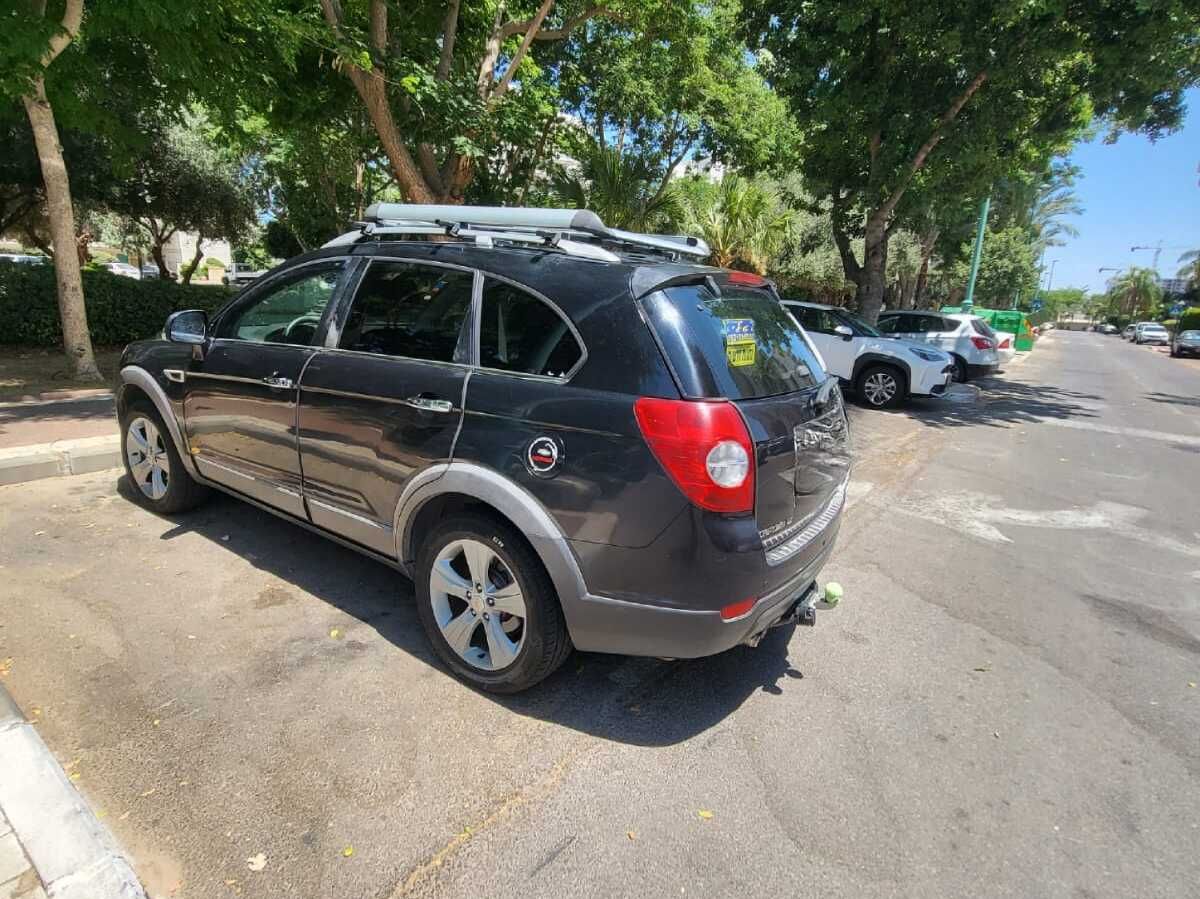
[315,1,660,205]
[951,226,1040,308]
[744,1,1200,323]
[6,0,98,378]
[1110,267,1162,319]
[678,174,796,274]
[1177,249,1200,286]
[996,162,1084,254]
[551,141,683,232]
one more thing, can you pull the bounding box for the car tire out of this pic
[855,364,906,409]
[950,355,969,383]
[415,513,572,693]
[119,399,209,515]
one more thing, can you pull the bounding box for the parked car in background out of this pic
[782,300,953,408]
[1170,329,1200,357]
[1134,323,1170,345]
[1122,324,1137,340]
[994,331,1016,366]
[140,265,163,280]
[875,311,1000,381]
[0,253,48,265]
[116,203,850,692]
[101,262,142,280]
[222,262,266,286]
[1099,323,1119,335]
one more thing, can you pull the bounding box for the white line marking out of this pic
[1039,418,1200,448]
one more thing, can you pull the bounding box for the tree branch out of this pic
[417,144,446,196]
[876,69,989,223]
[500,4,611,40]
[367,0,387,57]
[436,0,461,80]
[38,0,84,69]
[494,0,555,99]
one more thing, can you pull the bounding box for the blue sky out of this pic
[1048,88,1199,294]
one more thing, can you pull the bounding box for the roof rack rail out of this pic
[321,203,711,261]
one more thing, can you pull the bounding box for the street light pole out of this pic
[963,195,991,311]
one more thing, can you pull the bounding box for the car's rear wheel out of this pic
[950,355,969,383]
[415,514,571,693]
[855,364,905,409]
[120,399,209,514]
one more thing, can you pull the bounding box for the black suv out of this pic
[116,205,850,691]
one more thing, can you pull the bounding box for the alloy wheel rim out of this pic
[429,538,527,671]
[864,372,897,405]
[126,416,170,500]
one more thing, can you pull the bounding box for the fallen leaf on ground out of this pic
[140,787,157,798]
[246,854,267,872]
[329,628,342,639]
[342,846,354,857]
[69,772,81,781]
[153,719,160,726]
[34,531,45,536]
[626,831,637,840]
[1189,682,1196,688]
[973,666,991,672]
[697,810,714,820]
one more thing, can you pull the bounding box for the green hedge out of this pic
[0,260,234,346]
[1177,306,1200,333]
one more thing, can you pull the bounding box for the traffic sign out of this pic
[1170,302,1186,316]
[1031,299,1044,312]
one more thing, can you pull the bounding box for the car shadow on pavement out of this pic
[899,377,1102,430]
[119,477,804,747]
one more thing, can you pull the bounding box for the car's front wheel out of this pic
[415,514,572,693]
[120,400,209,514]
[855,364,906,409]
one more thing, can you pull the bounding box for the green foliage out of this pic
[0,260,232,346]
[551,143,682,232]
[677,175,796,275]
[1107,266,1163,318]
[952,227,1040,308]
[1176,307,1200,334]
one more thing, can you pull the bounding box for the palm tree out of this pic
[1110,266,1162,318]
[1177,248,1200,286]
[678,175,796,274]
[1007,164,1084,253]
[551,144,682,232]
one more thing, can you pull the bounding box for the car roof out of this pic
[274,240,726,316]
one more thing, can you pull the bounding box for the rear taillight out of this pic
[634,397,754,513]
[998,337,1011,349]
[971,336,994,350]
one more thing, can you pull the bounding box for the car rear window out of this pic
[643,283,825,399]
[969,318,996,338]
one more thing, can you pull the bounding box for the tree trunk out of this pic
[913,254,931,308]
[150,232,171,280]
[856,213,889,324]
[22,77,100,381]
[182,234,204,285]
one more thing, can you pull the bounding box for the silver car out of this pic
[1170,329,1200,358]
[1134,323,1169,345]
[876,310,1001,382]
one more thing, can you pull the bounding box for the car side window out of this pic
[876,316,898,334]
[217,263,343,345]
[479,279,583,378]
[338,261,474,363]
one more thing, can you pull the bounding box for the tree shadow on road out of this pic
[0,397,115,444]
[897,376,1102,430]
[1144,392,1200,410]
[121,477,806,747]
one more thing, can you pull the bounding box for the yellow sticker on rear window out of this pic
[723,318,756,367]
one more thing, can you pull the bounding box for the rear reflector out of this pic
[634,397,755,513]
[970,336,994,350]
[720,597,756,621]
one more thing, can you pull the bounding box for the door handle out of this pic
[263,375,294,389]
[403,396,453,413]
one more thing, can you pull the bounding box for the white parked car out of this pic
[1134,322,1169,345]
[876,310,1001,382]
[100,262,141,279]
[994,330,1016,366]
[783,301,954,408]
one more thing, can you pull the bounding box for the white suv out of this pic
[1134,322,1169,345]
[783,301,954,408]
[876,311,1000,382]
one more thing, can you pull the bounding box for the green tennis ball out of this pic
[823,582,843,606]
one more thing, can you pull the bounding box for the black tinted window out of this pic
[647,284,825,399]
[479,280,583,377]
[969,318,995,337]
[876,316,901,334]
[339,261,473,362]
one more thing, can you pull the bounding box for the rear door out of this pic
[643,281,851,547]
[297,259,474,554]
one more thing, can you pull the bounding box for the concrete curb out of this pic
[0,436,121,487]
[0,390,114,410]
[0,686,147,899]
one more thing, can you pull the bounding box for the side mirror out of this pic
[165,309,208,345]
[834,324,854,341]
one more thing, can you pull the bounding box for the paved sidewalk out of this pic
[0,688,145,899]
[0,395,119,486]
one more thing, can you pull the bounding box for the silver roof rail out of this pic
[351,203,710,259]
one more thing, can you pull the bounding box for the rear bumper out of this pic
[563,512,841,659]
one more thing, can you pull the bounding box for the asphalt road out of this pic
[0,331,1197,899]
